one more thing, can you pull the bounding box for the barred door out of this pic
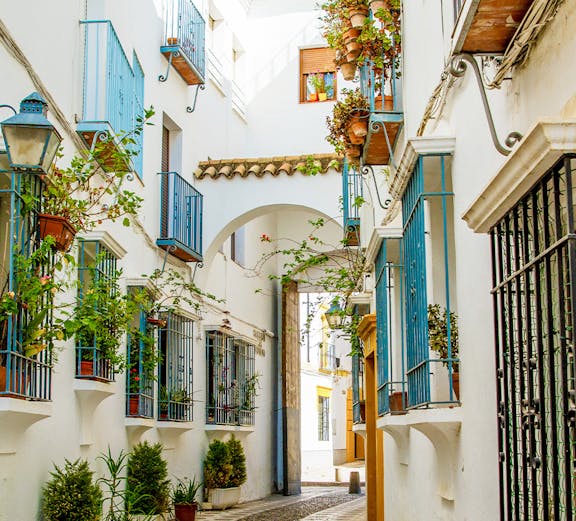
[491,155,576,520]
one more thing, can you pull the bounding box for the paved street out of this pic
[197,486,366,521]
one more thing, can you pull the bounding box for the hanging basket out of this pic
[38,214,76,252]
[349,7,369,28]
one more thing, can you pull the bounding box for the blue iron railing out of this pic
[0,162,52,400]
[352,351,365,423]
[375,238,406,415]
[158,313,193,422]
[157,172,203,262]
[79,20,144,175]
[162,0,206,82]
[132,53,145,178]
[402,154,458,407]
[342,159,363,244]
[206,331,256,426]
[75,240,117,382]
[126,292,154,418]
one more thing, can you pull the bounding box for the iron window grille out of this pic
[491,154,576,520]
[318,394,330,441]
[75,240,117,382]
[0,165,53,400]
[402,154,458,408]
[342,159,363,245]
[125,286,155,419]
[352,350,365,424]
[375,237,406,415]
[206,330,256,426]
[157,312,194,422]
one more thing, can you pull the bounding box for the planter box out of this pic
[208,487,241,510]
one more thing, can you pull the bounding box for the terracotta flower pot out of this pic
[340,62,358,81]
[129,396,139,415]
[389,391,407,413]
[167,37,178,45]
[345,40,362,59]
[369,0,387,12]
[348,110,369,138]
[349,7,369,28]
[452,372,460,400]
[348,131,365,145]
[38,213,76,252]
[345,144,362,161]
[174,503,197,521]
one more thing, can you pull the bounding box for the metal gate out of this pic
[491,155,576,520]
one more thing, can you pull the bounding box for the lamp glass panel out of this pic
[3,126,50,169]
[41,131,61,173]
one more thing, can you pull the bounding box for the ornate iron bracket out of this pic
[158,50,179,82]
[449,53,522,156]
[160,244,178,274]
[369,119,398,170]
[192,260,204,282]
[360,163,392,210]
[186,84,206,113]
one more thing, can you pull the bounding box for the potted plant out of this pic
[310,73,328,101]
[127,442,171,520]
[428,303,459,399]
[172,477,202,521]
[203,438,242,510]
[38,108,154,252]
[41,459,102,521]
[326,87,369,163]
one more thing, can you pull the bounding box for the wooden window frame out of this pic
[299,47,337,103]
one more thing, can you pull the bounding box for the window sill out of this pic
[204,424,255,434]
[125,417,155,445]
[0,398,52,454]
[352,422,366,438]
[74,379,116,446]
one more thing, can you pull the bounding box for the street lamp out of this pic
[325,298,345,330]
[1,92,62,174]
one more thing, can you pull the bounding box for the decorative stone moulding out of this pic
[0,399,52,454]
[73,379,115,446]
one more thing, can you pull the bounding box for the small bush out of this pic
[203,439,232,489]
[127,441,170,514]
[227,436,247,487]
[42,459,102,521]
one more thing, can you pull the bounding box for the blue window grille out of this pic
[375,237,406,415]
[206,331,256,426]
[132,53,145,178]
[78,20,145,175]
[0,162,53,400]
[161,0,206,85]
[318,395,330,441]
[75,240,117,382]
[125,287,154,418]
[342,159,363,245]
[157,171,203,262]
[402,154,458,408]
[158,313,194,422]
[352,351,365,423]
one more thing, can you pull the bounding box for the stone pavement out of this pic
[197,486,366,521]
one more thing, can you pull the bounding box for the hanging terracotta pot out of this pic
[343,27,361,43]
[375,95,395,111]
[369,0,387,12]
[345,144,362,161]
[340,62,357,81]
[349,7,369,28]
[347,110,369,138]
[38,213,76,252]
[345,40,362,59]
[348,131,365,145]
[452,372,460,400]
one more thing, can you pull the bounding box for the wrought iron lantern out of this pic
[1,92,62,174]
[325,299,345,330]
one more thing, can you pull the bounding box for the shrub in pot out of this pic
[42,459,102,521]
[127,441,170,517]
[203,438,244,510]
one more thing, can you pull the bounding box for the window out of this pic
[402,154,457,407]
[76,240,118,382]
[125,286,155,418]
[206,330,256,426]
[491,155,576,520]
[317,388,331,441]
[158,313,194,422]
[0,166,53,399]
[352,348,365,424]
[300,47,337,103]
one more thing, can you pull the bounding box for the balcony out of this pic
[342,159,363,246]
[160,0,206,86]
[453,0,535,53]
[78,20,143,174]
[360,65,403,166]
[157,172,203,263]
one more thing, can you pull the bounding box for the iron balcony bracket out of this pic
[186,84,206,113]
[360,163,392,210]
[160,244,178,274]
[158,50,178,82]
[449,53,522,156]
